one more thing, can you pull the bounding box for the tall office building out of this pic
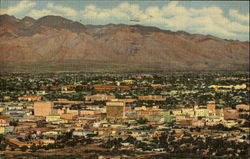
[34,101,54,117]
[106,101,125,119]
[207,101,216,116]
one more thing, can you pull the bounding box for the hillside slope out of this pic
[0,14,249,72]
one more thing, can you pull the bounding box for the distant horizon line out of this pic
[1,13,249,42]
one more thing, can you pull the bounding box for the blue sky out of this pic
[0,0,249,41]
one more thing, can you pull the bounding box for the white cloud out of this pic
[79,1,249,39]
[81,3,131,21]
[47,3,77,17]
[162,1,190,17]
[229,9,249,23]
[197,24,237,37]
[28,9,58,19]
[0,1,36,15]
[26,3,77,19]
[145,6,163,17]
[189,7,223,17]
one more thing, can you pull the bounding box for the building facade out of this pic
[34,101,54,117]
[106,101,125,119]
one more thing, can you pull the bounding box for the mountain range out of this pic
[0,14,249,72]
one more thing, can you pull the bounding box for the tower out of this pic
[106,101,125,119]
[34,101,54,116]
[207,101,216,116]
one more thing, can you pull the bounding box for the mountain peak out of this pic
[36,15,86,33]
[37,15,69,21]
[22,16,35,23]
[0,14,19,25]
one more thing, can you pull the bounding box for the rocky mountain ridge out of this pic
[0,14,249,72]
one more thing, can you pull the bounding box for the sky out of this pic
[0,0,249,41]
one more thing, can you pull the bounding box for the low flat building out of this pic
[182,108,195,117]
[137,109,161,118]
[79,110,98,116]
[195,108,209,117]
[60,113,74,120]
[84,94,116,102]
[46,115,61,122]
[223,108,238,120]
[236,104,249,111]
[176,115,193,122]
[0,126,14,134]
[72,130,94,137]
[0,115,11,127]
[18,96,42,101]
[171,109,182,116]
[138,95,166,101]
[192,120,205,127]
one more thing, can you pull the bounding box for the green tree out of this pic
[0,143,6,151]
[9,119,19,126]
[20,145,28,152]
[137,118,148,124]
[30,145,38,152]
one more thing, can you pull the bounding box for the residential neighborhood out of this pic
[0,72,249,158]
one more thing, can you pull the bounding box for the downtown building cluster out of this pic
[0,72,249,158]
